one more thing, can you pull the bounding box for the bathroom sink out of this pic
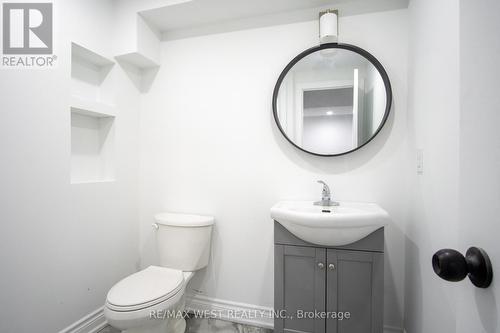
[270,201,389,246]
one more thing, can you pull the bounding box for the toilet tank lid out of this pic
[155,212,215,227]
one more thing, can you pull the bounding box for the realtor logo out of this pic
[1,2,56,68]
[3,3,53,54]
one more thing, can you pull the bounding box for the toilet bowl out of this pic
[104,213,214,333]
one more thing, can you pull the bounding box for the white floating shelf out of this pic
[70,95,116,117]
[115,52,160,70]
[72,42,114,68]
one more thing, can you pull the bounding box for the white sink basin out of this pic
[271,201,389,246]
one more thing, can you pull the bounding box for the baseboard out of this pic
[57,307,107,333]
[186,294,404,333]
[185,294,274,329]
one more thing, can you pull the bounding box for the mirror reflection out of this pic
[275,47,390,156]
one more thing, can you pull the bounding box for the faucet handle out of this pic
[315,180,338,206]
[317,180,330,195]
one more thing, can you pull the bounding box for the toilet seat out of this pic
[106,266,184,312]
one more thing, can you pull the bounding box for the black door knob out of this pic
[432,247,493,288]
[432,249,468,282]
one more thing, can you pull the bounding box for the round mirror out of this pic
[273,43,392,156]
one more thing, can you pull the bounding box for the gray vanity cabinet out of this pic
[275,245,326,333]
[326,250,384,333]
[274,222,384,333]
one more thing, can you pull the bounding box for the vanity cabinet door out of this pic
[275,245,326,333]
[326,249,384,333]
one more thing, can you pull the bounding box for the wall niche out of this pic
[70,42,116,184]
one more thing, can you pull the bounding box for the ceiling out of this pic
[139,0,409,40]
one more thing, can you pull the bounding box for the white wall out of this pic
[457,0,500,331]
[139,10,409,329]
[404,0,460,332]
[0,1,141,332]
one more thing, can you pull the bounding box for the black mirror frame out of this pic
[272,43,393,157]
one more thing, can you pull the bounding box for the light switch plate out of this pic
[416,149,424,175]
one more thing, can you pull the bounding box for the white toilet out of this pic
[104,212,214,333]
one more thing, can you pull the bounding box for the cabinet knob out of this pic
[318,262,325,269]
[329,263,336,270]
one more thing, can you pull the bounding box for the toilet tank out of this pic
[154,212,214,271]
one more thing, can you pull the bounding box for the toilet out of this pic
[104,212,214,333]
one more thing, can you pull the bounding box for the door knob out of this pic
[432,247,493,288]
[318,262,325,269]
[329,263,335,270]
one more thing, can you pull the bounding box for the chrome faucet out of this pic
[314,180,339,206]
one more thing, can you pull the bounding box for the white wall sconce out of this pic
[319,9,338,44]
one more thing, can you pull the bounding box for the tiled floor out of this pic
[185,316,272,333]
[99,316,273,333]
